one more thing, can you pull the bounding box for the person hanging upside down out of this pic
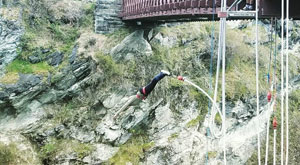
[136,70,170,99]
[243,0,254,11]
[113,70,170,119]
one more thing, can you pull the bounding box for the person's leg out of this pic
[143,72,165,95]
[141,71,169,96]
[243,0,254,10]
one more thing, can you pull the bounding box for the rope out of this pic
[274,128,277,165]
[280,0,285,164]
[265,19,276,165]
[273,18,278,91]
[206,0,216,163]
[285,0,289,163]
[221,0,227,163]
[267,18,274,84]
[184,79,222,117]
[209,20,224,139]
[265,102,271,165]
[255,0,261,163]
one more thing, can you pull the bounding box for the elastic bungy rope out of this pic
[285,0,289,163]
[255,0,261,164]
[280,0,285,163]
[267,19,274,84]
[206,0,216,164]
[273,18,278,165]
[265,19,275,165]
[273,18,278,91]
[221,0,227,163]
[209,0,227,139]
[274,127,277,165]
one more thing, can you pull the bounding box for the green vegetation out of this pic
[186,115,205,128]
[168,78,184,89]
[0,142,18,164]
[51,102,76,125]
[0,60,53,84]
[6,59,53,75]
[207,151,217,159]
[214,113,222,125]
[109,135,154,165]
[96,52,121,77]
[168,133,179,142]
[3,0,96,77]
[39,138,95,162]
[290,89,300,110]
[188,88,209,125]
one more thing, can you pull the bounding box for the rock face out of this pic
[0,57,93,131]
[95,0,124,34]
[0,18,23,75]
[0,132,41,164]
[111,30,152,61]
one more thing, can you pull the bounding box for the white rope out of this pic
[221,0,227,163]
[274,128,277,165]
[255,0,261,164]
[280,0,285,164]
[265,103,271,165]
[181,78,225,140]
[184,79,222,119]
[285,0,289,164]
[209,13,224,139]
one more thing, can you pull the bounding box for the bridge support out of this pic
[95,0,124,34]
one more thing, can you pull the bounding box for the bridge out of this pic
[119,0,300,22]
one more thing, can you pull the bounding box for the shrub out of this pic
[186,115,205,128]
[109,135,154,165]
[45,0,84,24]
[0,142,18,164]
[39,138,95,163]
[96,52,121,77]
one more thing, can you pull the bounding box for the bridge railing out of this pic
[121,0,229,20]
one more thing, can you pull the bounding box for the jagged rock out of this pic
[47,51,64,66]
[69,45,77,64]
[0,58,93,131]
[151,32,177,48]
[69,126,96,143]
[111,30,152,61]
[83,144,119,164]
[0,133,41,164]
[95,95,163,145]
[28,55,42,64]
[0,18,23,75]
[4,74,42,95]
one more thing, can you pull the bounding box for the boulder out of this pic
[111,30,152,61]
[47,51,64,66]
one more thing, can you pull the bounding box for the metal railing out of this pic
[121,0,224,20]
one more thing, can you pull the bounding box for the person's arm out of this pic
[113,95,139,119]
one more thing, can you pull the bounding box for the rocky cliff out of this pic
[0,1,300,165]
[0,18,22,76]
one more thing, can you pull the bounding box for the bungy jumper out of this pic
[113,70,170,119]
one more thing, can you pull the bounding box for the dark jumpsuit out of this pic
[139,72,166,97]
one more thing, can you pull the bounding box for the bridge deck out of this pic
[120,0,300,22]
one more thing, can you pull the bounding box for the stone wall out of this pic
[95,0,124,34]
